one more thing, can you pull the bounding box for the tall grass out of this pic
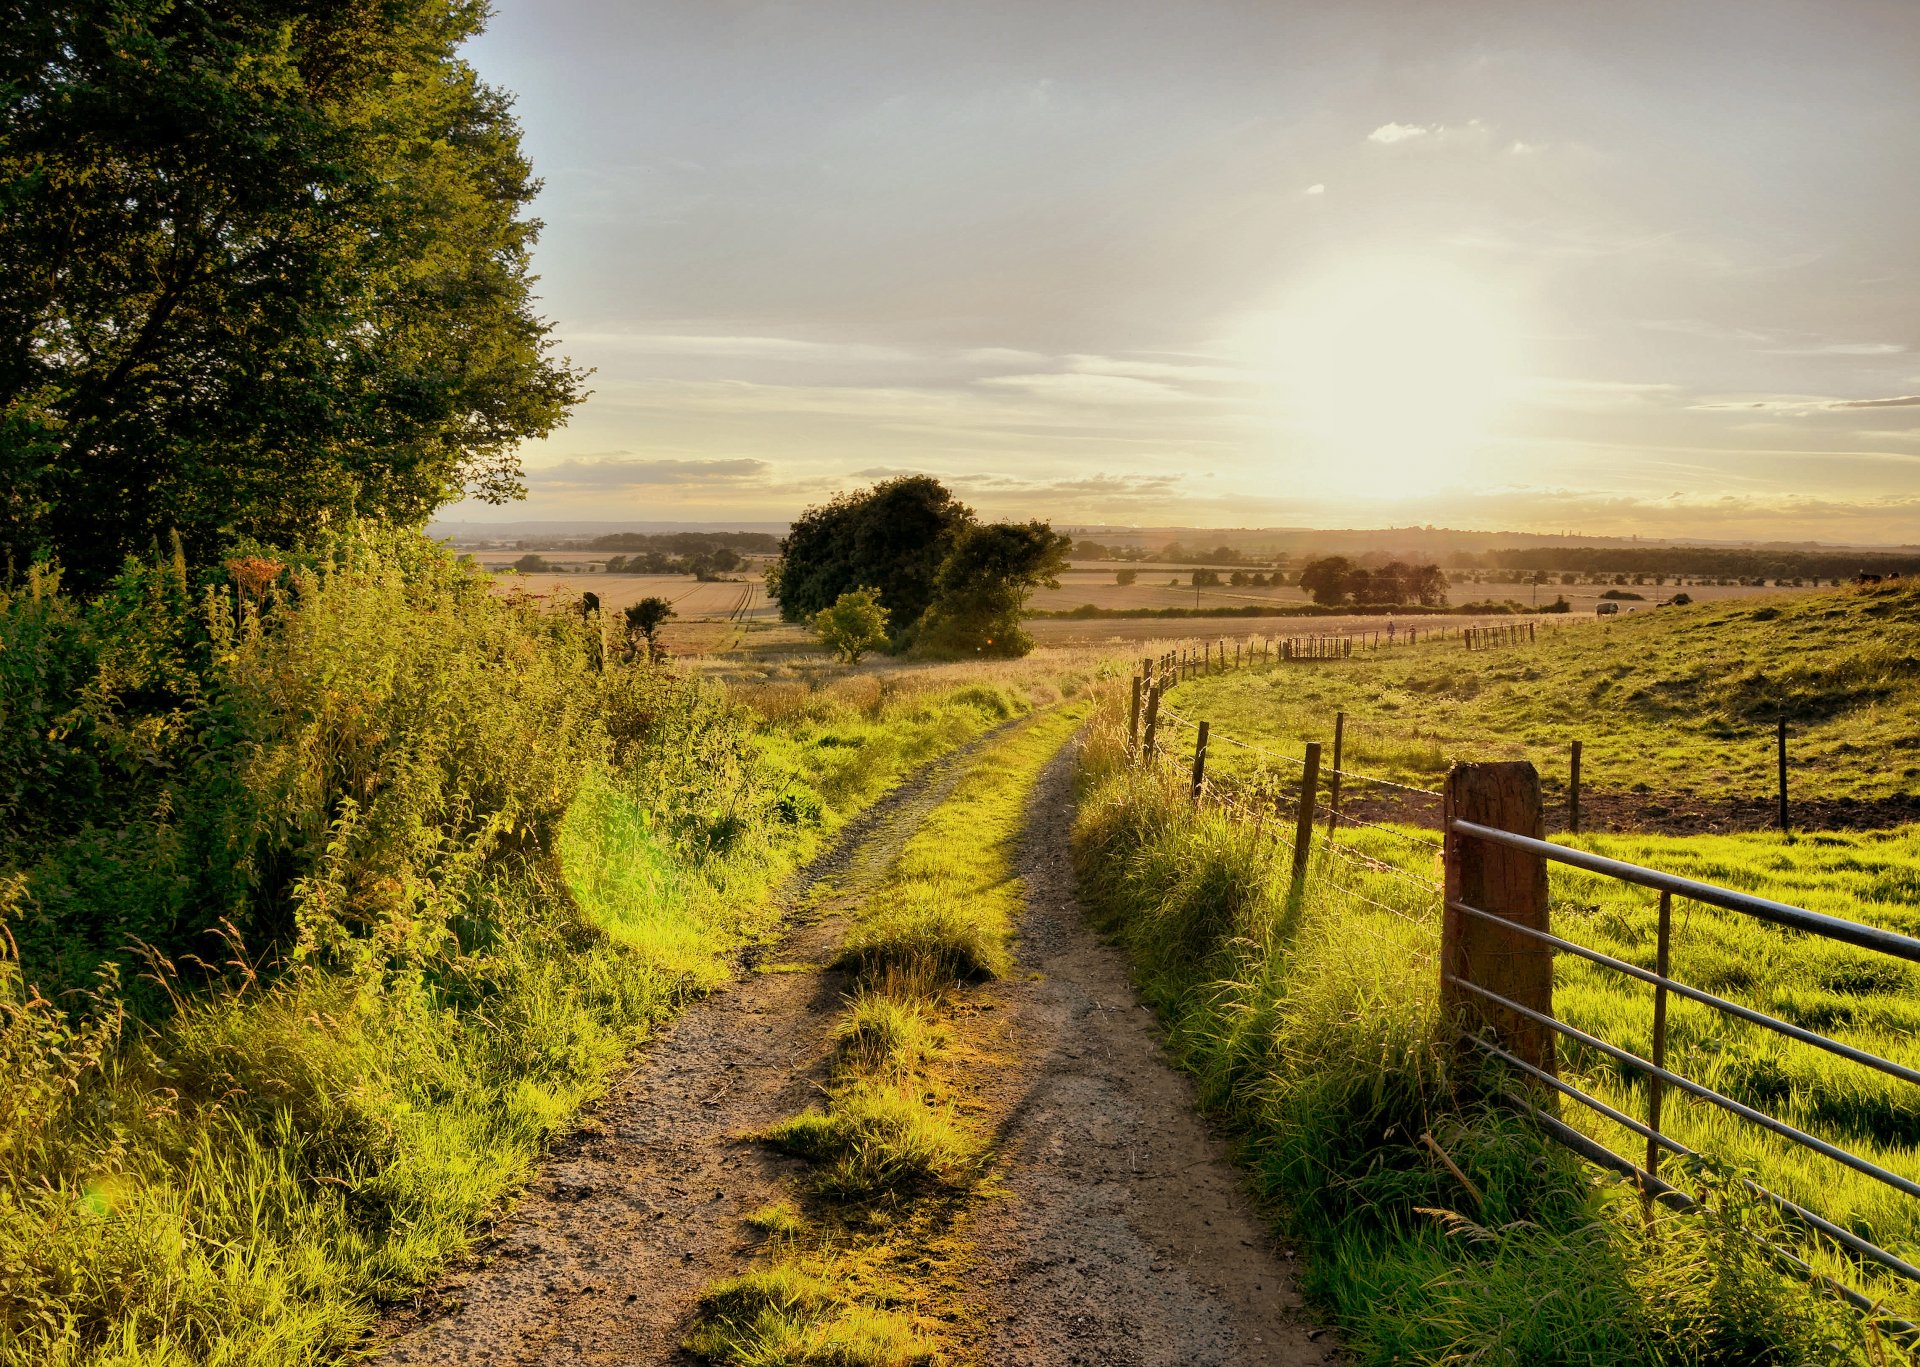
[1072,681,1891,1365]
[0,529,1060,1366]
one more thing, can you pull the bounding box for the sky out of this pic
[446,0,1920,542]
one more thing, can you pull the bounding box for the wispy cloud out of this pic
[530,456,771,490]
[1367,121,1434,144]
[1830,394,1920,409]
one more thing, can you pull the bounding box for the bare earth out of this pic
[374,726,1336,1365]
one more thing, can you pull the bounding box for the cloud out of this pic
[567,333,911,363]
[1767,342,1908,358]
[1367,122,1434,144]
[531,456,771,490]
[1830,395,1920,409]
[958,346,1049,366]
[1303,183,1326,196]
[976,371,1192,405]
[1692,393,1920,415]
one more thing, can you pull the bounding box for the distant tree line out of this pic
[768,476,1069,657]
[577,531,781,555]
[1456,546,1920,580]
[1296,557,1449,608]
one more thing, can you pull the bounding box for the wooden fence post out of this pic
[1568,740,1582,835]
[1441,762,1556,1077]
[1142,680,1163,763]
[1189,721,1210,804]
[1778,716,1790,836]
[1327,710,1346,834]
[1128,675,1143,762]
[1291,741,1322,898]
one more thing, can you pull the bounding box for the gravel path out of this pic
[374,722,1338,1365]
[373,736,998,1366]
[963,738,1338,1366]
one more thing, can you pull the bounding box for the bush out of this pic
[811,587,891,662]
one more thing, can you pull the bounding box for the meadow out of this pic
[0,530,1072,1367]
[1162,578,1920,806]
[1072,688,1906,1363]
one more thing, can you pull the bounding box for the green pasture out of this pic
[1161,579,1920,803]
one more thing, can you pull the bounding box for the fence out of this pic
[1463,621,1534,650]
[1126,657,1920,1341]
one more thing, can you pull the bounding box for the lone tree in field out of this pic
[1115,568,1138,586]
[810,588,890,663]
[917,522,1070,658]
[624,598,675,660]
[0,1,586,586]
[766,476,973,645]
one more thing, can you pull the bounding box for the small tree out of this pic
[811,588,890,662]
[1115,568,1138,587]
[624,597,675,661]
[1299,555,1355,606]
[917,521,1070,658]
[511,553,552,573]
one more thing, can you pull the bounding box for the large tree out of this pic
[0,0,585,585]
[766,476,973,642]
[916,520,1070,658]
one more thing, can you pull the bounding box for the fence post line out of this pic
[1128,675,1143,763]
[1441,762,1556,1078]
[1327,710,1346,835]
[1777,716,1790,836]
[1189,721,1210,805]
[1645,890,1673,1190]
[1142,680,1163,764]
[1291,741,1323,899]
[1568,740,1583,835]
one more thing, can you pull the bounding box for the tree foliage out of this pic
[623,597,674,658]
[0,0,586,585]
[766,477,972,641]
[809,587,889,663]
[916,521,1070,658]
[1299,556,1448,607]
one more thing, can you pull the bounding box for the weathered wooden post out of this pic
[1128,675,1143,762]
[1291,741,1322,898]
[1142,680,1163,764]
[1568,740,1583,835]
[1189,721,1210,804]
[1441,762,1556,1077]
[1327,710,1346,835]
[1778,716,1790,836]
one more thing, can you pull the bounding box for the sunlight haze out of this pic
[451,0,1920,541]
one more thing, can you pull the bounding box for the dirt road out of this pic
[374,726,1335,1365]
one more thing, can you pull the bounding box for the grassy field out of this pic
[1160,578,1920,805]
[1071,682,1901,1363]
[0,532,1076,1367]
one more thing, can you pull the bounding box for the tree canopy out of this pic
[917,521,1070,657]
[766,476,973,641]
[0,0,585,585]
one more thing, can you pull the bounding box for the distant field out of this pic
[1159,579,1920,806]
[1030,561,1820,617]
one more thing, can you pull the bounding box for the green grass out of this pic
[690,702,1090,1363]
[0,529,1081,1367]
[683,1266,934,1367]
[1541,825,1920,1321]
[1164,578,1920,802]
[1071,682,1895,1365]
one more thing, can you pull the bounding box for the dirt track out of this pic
[373,725,1335,1365]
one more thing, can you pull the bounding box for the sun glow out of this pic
[1270,259,1520,494]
